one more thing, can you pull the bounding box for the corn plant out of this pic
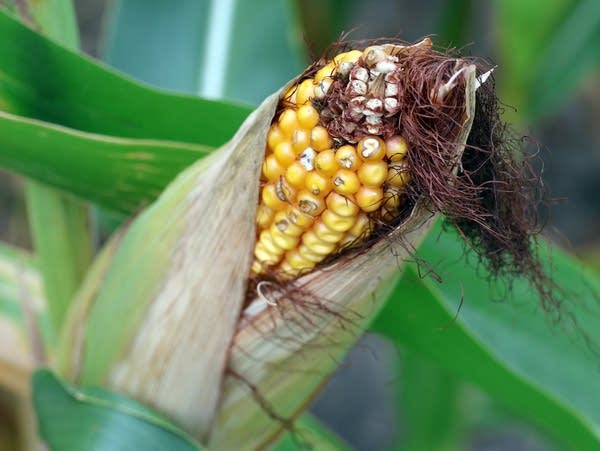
[1,1,600,450]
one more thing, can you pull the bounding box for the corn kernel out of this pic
[275,177,296,203]
[270,225,300,250]
[334,49,363,64]
[315,62,335,83]
[356,186,383,212]
[262,154,284,182]
[305,171,332,197]
[385,135,409,161]
[283,250,315,271]
[267,125,285,150]
[358,136,386,160]
[297,104,320,129]
[285,162,308,189]
[311,126,333,151]
[321,209,356,232]
[256,204,274,229]
[382,187,403,210]
[262,184,286,210]
[296,79,315,105]
[254,242,280,265]
[332,169,360,195]
[279,109,300,136]
[302,230,337,255]
[274,141,296,166]
[335,145,361,169]
[387,162,411,187]
[298,244,326,263]
[287,206,314,228]
[259,230,283,255]
[326,192,359,217]
[315,149,339,176]
[358,160,388,186]
[291,129,311,153]
[313,220,345,243]
[297,190,326,217]
[348,213,371,237]
[273,211,303,237]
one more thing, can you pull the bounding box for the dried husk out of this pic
[56,59,477,449]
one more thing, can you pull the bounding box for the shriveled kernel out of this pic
[287,206,314,228]
[298,244,326,263]
[262,184,286,210]
[356,186,384,212]
[315,149,339,176]
[275,177,296,203]
[273,211,303,237]
[387,162,411,187]
[267,125,285,150]
[321,209,356,232]
[311,126,333,151]
[358,160,388,186]
[284,250,315,271]
[297,104,320,129]
[296,79,315,105]
[297,190,326,217]
[326,192,359,217]
[313,220,345,243]
[358,136,386,160]
[299,147,317,171]
[262,154,284,182]
[348,213,371,237]
[315,63,335,83]
[291,129,311,153]
[273,141,296,166]
[332,169,360,195]
[302,231,337,255]
[270,226,300,250]
[285,162,308,189]
[335,145,361,169]
[256,205,274,229]
[314,77,333,99]
[305,171,332,197]
[259,230,283,255]
[385,135,409,161]
[279,109,300,136]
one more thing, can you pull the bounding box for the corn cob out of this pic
[252,45,414,278]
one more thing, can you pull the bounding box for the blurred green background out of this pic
[0,0,598,450]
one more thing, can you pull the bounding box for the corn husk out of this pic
[57,61,477,449]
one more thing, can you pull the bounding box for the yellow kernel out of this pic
[321,209,356,232]
[285,162,308,189]
[382,187,403,210]
[298,244,326,263]
[254,243,280,265]
[311,126,333,151]
[356,186,383,212]
[274,141,296,166]
[287,206,314,228]
[296,79,315,105]
[315,62,336,83]
[348,213,371,237]
[334,49,363,64]
[385,135,409,161]
[283,250,315,271]
[262,184,286,210]
[256,204,274,229]
[297,190,325,217]
[252,260,265,275]
[279,109,300,137]
[291,129,311,153]
[325,192,359,217]
[273,211,303,237]
[267,125,285,150]
[332,169,360,195]
[297,104,320,129]
[275,177,296,203]
[358,160,388,187]
[270,224,300,250]
[313,220,345,243]
[302,230,337,255]
[305,171,332,197]
[358,136,386,160]
[335,145,361,169]
[283,86,297,104]
[259,230,283,255]
[262,154,284,182]
[387,162,411,187]
[315,149,339,176]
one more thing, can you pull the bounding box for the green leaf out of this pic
[32,369,202,451]
[0,8,252,146]
[273,414,351,450]
[104,0,306,104]
[0,110,208,215]
[371,224,600,451]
